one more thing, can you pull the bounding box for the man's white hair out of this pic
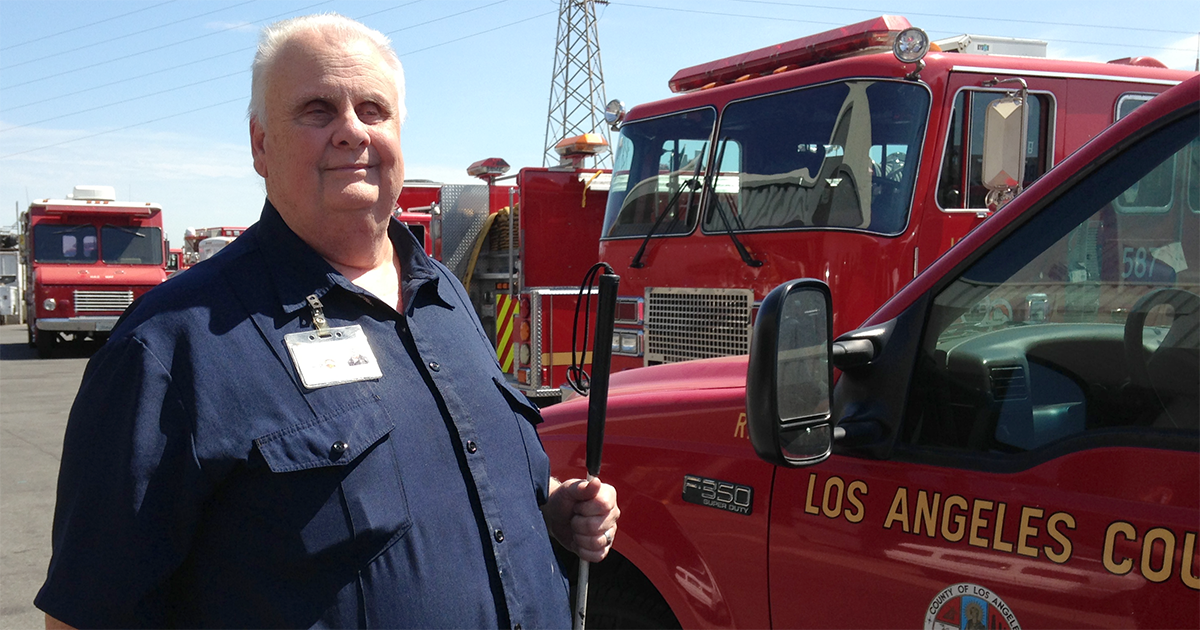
[248,13,406,126]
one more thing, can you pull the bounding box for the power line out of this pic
[2,0,259,71]
[1,71,247,134]
[1,0,334,90]
[0,0,507,126]
[1,0,180,51]
[1,0,431,114]
[399,9,556,56]
[2,49,248,114]
[725,0,1199,36]
[612,2,1199,52]
[0,6,553,158]
[385,0,511,35]
[0,97,246,161]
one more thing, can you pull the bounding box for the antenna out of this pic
[543,0,612,169]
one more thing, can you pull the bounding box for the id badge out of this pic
[284,324,382,389]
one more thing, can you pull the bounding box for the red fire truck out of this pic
[597,16,1195,375]
[539,70,1199,629]
[180,226,247,267]
[397,141,611,405]
[23,186,170,358]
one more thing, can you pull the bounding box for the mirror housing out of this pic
[746,279,835,467]
[981,78,1030,210]
[604,99,627,130]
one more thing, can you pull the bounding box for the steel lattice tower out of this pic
[543,0,611,168]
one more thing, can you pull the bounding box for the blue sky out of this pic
[1,0,1197,243]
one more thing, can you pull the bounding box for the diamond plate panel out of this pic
[438,184,491,279]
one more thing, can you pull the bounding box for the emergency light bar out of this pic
[467,157,511,183]
[668,15,913,93]
[35,200,160,215]
[554,133,610,157]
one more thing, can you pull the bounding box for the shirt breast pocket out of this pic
[253,397,412,568]
[494,377,552,503]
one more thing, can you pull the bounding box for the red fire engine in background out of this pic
[594,16,1195,375]
[22,186,170,358]
[540,58,1199,628]
[181,226,246,267]
[394,138,611,405]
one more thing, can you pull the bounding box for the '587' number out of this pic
[1123,247,1159,280]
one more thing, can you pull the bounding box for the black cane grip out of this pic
[586,272,619,477]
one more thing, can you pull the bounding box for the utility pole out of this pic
[543,0,611,169]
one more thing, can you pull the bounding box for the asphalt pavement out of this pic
[0,325,97,629]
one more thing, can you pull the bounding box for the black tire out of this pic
[572,551,681,630]
[35,329,57,358]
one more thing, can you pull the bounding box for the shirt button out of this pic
[428,361,440,372]
[466,440,478,454]
[494,529,504,543]
[330,441,348,459]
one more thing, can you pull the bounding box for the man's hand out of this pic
[543,477,620,563]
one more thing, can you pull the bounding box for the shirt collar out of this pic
[252,199,450,316]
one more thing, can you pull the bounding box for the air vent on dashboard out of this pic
[989,365,1029,400]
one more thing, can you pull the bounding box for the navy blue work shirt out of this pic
[35,201,571,629]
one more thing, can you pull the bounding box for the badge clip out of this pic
[307,294,332,337]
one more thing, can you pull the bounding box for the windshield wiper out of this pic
[630,149,705,269]
[706,139,762,267]
[104,224,145,237]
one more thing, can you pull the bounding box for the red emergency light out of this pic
[467,157,511,183]
[668,15,912,93]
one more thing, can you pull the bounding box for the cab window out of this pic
[33,224,98,263]
[937,90,1053,210]
[603,108,715,239]
[704,80,929,235]
[101,225,163,265]
[906,115,1198,456]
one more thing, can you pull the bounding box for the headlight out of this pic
[43,298,57,311]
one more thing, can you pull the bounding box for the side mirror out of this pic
[981,80,1030,210]
[746,279,834,467]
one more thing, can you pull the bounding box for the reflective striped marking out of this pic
[496,294,519,371]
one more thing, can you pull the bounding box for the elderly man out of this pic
[36,14,618,629]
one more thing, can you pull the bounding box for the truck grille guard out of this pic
[644,287,755,365]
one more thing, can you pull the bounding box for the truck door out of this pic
[920,73,1059,266]
[768,98,1197,629]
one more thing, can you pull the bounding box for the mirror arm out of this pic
[833,419,884,445]
[831,338,876,369]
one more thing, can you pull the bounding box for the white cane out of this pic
[573,270,618,630]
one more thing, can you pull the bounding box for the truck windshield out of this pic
[602,108,716,238]
[33,224,98,263]
[706,80,929,235]
[102,225,163,265]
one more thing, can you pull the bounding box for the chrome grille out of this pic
[74,290,134,313]
[644,287,754,365]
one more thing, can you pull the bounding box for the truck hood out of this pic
[555,354,749,411]
[37,265,166,287]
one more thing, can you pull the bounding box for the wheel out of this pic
[35,328,58,358]
[1123,288,1200,428]
[580,553,680,630]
